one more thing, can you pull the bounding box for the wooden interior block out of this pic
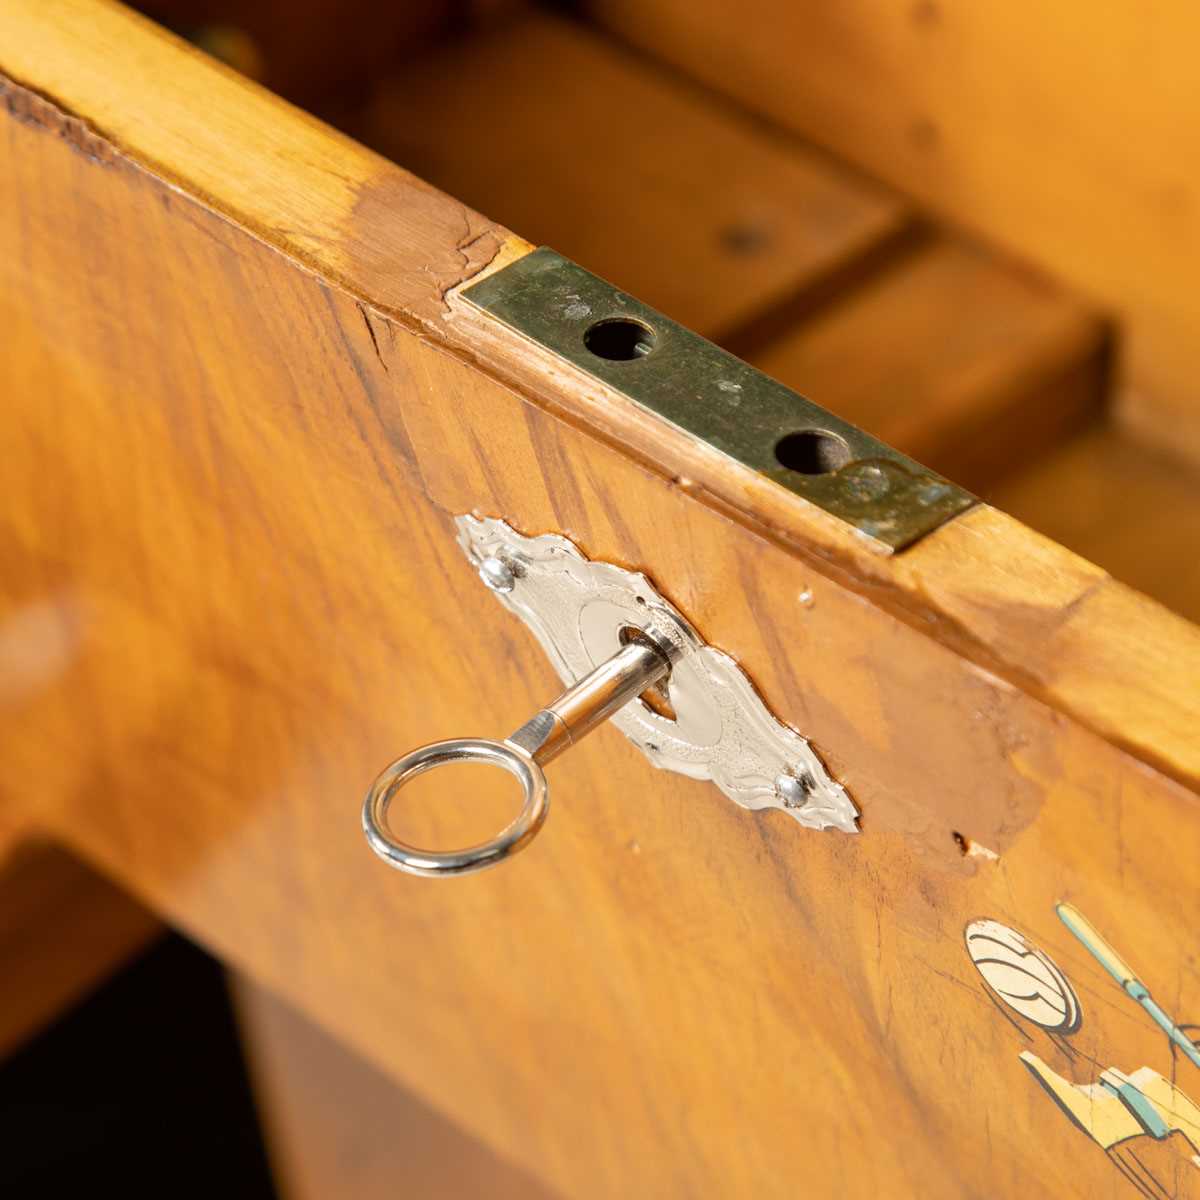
[747,237,1108,491]
[989,426,1200,625]
[582,0,1200,468]
[232,977,560,1200]
[0,832,161,1059]
[133,0,457,103]
[353,12,909,339]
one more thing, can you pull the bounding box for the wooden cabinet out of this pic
[1,3,1198,1197]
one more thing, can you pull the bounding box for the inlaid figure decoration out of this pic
[965,907,1200,1199]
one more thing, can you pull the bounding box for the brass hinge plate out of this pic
[461,247,976,551]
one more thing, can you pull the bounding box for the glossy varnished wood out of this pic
[2,4,1200,1197]
[3,0,1192,783]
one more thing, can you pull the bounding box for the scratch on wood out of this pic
[356,301,389,373]
[0,74,118,168]
[456,224,498,266]
[348,172,505,323]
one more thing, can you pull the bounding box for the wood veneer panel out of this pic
[2,4,1200,1197]
[353,12,909,340]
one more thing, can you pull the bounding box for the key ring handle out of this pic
[362,738,549,878]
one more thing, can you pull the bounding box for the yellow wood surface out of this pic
[0,0,517,341]
[586,0,1200,464]
[133,0,455,105]
[2,4,1200,1197]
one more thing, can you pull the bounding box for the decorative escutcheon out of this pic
[362,515,858,876]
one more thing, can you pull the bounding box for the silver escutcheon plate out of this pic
[456,515,858,834]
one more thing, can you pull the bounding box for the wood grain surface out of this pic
[2,0,1191,790]
[2,4,1200,1197]
[585,0,1200,467]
